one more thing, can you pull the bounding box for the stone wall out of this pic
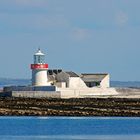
[12,91,61,98]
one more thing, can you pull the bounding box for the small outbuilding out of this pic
[80,73,110,88]
[55,71,86,88]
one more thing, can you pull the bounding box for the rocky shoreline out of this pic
[0,97,140,116]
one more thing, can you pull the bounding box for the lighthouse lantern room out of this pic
[31,49,49,86]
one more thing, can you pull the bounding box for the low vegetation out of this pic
[0,97,140,116]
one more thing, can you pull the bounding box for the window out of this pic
[34,55,45,64]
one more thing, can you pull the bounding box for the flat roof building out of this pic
[81,73,110,88]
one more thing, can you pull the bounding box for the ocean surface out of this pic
[0,117,140,140]
[0,79,140,140]
[0,78,140,88]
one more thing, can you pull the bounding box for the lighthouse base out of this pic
[32,69,50,86]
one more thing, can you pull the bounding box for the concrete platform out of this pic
[1,87,140,99]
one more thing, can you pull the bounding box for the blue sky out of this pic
[0,0,140,81]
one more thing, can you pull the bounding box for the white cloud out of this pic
[115,11,128,26]
[72,28,91,41]
[40,15,69,28]
[13,0,48,7]
[0,12,69,31]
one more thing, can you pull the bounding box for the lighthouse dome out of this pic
[35,48,45,56]
[34,48,45,64]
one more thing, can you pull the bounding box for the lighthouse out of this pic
[31,49,49,86]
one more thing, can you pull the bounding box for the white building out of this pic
[49,71,110,89]
[55,71,87,88]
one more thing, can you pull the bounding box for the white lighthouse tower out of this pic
[31,49,49,86]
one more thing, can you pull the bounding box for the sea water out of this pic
[0,80,140,140]
[0,117,140,140]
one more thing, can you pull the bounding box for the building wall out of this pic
[100,74,110,88]
[55,82,66,88]
[68,77,87,88]
[55,72,69,87]
[56,72,87,88]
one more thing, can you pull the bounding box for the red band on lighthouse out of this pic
[31,64,48,69]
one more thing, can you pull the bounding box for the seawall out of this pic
[1,87,140,98]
